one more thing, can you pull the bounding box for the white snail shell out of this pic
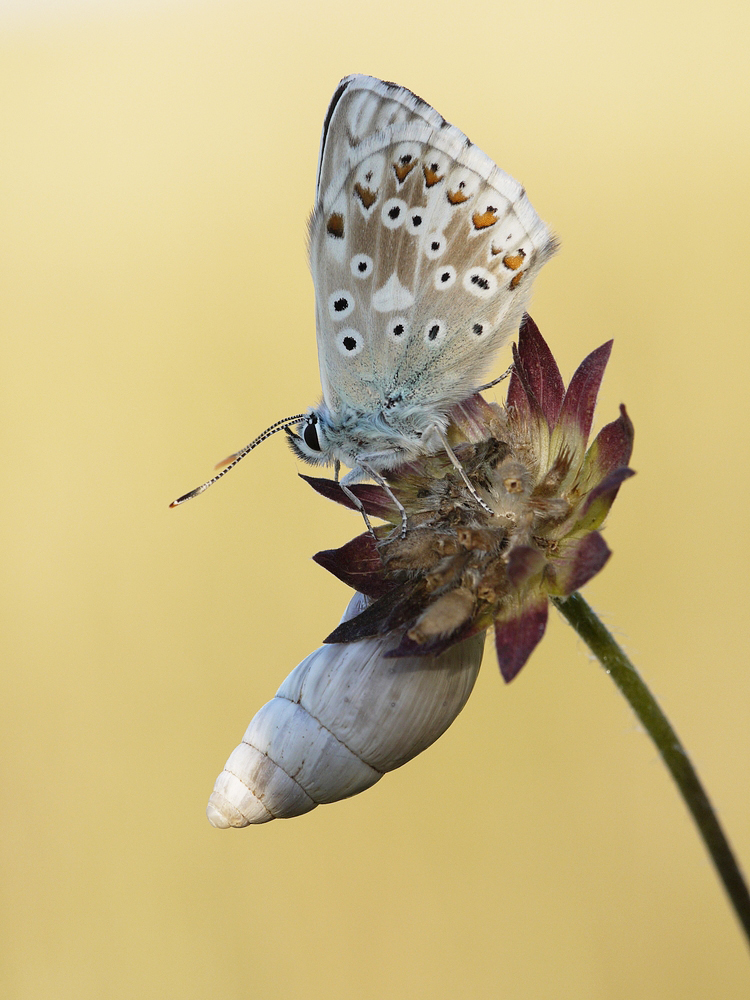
[207,593,485,827]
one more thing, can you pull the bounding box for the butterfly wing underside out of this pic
[309,75,557,418]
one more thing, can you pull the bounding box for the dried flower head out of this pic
[305,316,634,682]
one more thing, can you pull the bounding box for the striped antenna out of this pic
[474,363,514,393]
[170,414,307,508]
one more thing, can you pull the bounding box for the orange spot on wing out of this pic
[394,159,416,182]
[502,250,526,270]
[510,271,524,289]
[354,183,378,208]
[447,187,469,204]
[472,208,498,230]
[423,163,444,187]
[326,213,344,238]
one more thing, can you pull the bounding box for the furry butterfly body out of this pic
[289,74,558,479]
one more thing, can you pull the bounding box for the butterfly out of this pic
[172,75,557,519]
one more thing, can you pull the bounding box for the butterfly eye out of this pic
[303,416,321,452]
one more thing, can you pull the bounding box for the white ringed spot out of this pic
[381,198,407,230]
[337,329,363,356]
[424,232,446,260]
[328,289,354,321]
[434,265,456,290]
[424,319,445,344]
[463,267,497,299]
[387,317,409,342]
[407,208,427,234]
[350,253,373,279]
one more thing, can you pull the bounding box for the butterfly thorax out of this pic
[288,399,449,477]
[320,400,450,472]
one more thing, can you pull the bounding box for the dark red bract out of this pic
[306,316,634,681]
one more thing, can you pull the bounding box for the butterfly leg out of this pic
[434,426,495,517]
[358,461,408,539]
[335,459,377,536]
[339,483,376,537]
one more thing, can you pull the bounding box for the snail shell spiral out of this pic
[207,594,484,827]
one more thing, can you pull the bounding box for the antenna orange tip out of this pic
[214,453,237,471]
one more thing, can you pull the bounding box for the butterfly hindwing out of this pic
[309,75,557,418]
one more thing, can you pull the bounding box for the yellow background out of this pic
[2,2,749,997]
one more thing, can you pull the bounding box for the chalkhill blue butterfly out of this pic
[172,75,557,524]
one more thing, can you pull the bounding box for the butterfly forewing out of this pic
[315,77,447,199]
[309,75,557,419]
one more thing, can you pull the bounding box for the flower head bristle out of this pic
[309,317,634,681]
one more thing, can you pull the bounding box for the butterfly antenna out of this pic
[474,363,514,393]
[169,414,307,507]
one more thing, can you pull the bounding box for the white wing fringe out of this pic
[207,593,484,827]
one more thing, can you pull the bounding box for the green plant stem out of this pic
[552,591,750,949]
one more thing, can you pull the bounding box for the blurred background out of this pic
[2,1,749,997]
